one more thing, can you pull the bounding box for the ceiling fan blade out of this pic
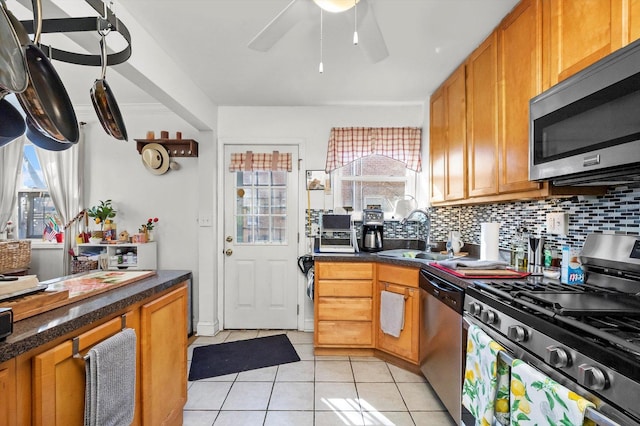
[248,0,314,52]
[353,0,389,63]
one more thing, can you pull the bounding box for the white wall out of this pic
[217,105,425,330]
[79,104,213,330]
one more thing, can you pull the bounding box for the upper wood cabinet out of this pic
[498,0,544,195]
[429,64,467,203]
[466,32,499,198]
[544,0,627,88]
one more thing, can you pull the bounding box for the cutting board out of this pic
[1,289,70,321]
[0,270,156,321]
[430,263,530,279]
[453,269,527,277]
[46,270,156,299]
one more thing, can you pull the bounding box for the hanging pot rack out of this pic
[16,0,131,67]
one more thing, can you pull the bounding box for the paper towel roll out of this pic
[480,223,500,261]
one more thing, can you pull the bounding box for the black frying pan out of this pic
[0,94,26,147]
[25,116,72,151]
[0,2,28,93]
[91,30,127,141]
[13,0,78,144]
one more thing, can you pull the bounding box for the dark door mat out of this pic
[188,334,301,381]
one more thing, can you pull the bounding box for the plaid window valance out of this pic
[229,151,292,172]
[324,127,422,173]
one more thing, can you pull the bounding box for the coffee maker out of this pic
[362,209,384,252]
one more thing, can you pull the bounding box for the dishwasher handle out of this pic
[419,269,464,313]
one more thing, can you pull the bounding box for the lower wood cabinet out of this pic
[33,311,140,426]
[314,261,422,366]
[13,282,188,426]
[0,358,17,426]
[376,264,420,363]
[314,262,375,348]
[140,285,188,426]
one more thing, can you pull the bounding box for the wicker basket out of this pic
[0,240,32,274]
[71,259,99,274]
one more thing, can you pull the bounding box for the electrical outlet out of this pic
[546,212,569,235]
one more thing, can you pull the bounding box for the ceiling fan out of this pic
[248,0,389,63]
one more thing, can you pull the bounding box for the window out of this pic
[17,143,59,239]
[332,155,416,215]
[234,170,288,244]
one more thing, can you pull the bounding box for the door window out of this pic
[235,171,287,244]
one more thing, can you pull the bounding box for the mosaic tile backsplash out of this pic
[307,183,640,252]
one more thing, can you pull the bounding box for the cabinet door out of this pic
[546,0,624,86]
[32,311,138,426]
[377,282,420,363]
[430,87,446,203]
[498,0,543,194]
[430,65,467,202]
[629,0,640,44]
[467,32,499,198]
[0,359,17,426]
[140,284,187,426]
[444,65,467,201]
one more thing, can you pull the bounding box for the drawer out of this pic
[316,321,373,346]
[317,297,372,321]
[377,264,419,287]
[317,280,372,297]
[315,262,373,280]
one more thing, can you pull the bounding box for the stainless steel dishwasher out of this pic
[419,268,464,425]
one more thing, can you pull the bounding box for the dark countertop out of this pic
[0,270,192,363]
[313,251,477,289]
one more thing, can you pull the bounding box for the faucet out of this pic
[400,208,435,251]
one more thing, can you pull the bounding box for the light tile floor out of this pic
[184,330,457,426]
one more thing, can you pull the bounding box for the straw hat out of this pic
[141,143,170,175]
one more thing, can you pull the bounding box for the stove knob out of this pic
[468,302,482,317]
[546,346,571,368]
[507,325,528,342]
[480,309,497,325]
[578,364,609,390]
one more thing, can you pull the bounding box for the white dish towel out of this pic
[380,290,405,337]
[84,328,137,426]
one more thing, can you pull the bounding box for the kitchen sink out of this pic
[375,249,460,262]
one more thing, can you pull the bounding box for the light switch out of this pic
[198,211,213,227]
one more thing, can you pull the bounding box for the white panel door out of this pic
[223,145,299,329]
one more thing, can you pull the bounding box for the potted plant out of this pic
[139,217,159,241]
[86,200,117,241]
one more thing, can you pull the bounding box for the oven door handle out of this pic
[463,318,626,426]
[494,349,623,426]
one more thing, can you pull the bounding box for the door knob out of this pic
[225,249,233,256]
[226,236,233,242]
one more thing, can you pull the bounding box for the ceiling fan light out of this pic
[313,0,360,13]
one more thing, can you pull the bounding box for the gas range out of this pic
[463,234,640,426]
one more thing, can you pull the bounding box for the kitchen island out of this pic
[0,269,191,426]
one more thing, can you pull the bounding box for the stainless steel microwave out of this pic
[529,39,640,186]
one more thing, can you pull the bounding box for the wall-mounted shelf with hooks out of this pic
[135,139,199,158]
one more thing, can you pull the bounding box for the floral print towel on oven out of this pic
[462,324,510,426]
[510,359,595,426]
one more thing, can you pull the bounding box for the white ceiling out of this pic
[6,0,519,110]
